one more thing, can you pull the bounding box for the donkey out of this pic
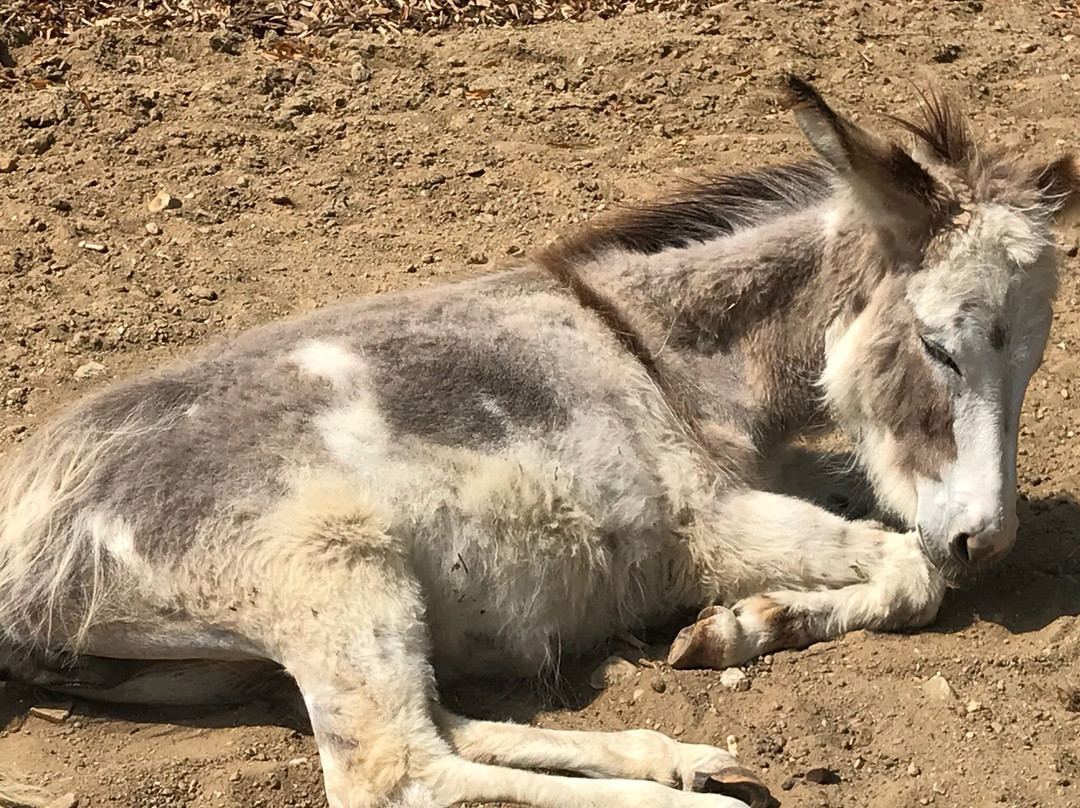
[0,78,1075,808]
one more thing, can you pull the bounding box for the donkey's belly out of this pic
[412,523,682,680]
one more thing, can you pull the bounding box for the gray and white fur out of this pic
[1,79,1075,808]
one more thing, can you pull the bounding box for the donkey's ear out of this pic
[784,76,945,240]
[1032,155,1080,223]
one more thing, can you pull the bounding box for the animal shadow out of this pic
[934,491,1080,635]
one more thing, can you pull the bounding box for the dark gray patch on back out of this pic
[81,350,332,562]
[367,332,569,448]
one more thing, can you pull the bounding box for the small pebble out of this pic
[21,132,55,155]
[74,362,106,380]
[351,60,373,82]
[923,673,956,701]
[804,767,841,785]
[588,655,636,690]
[148,191,181,213]
[719,667,750,692]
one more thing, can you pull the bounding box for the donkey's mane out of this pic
[539,161,833,271]
[533,162,833,476]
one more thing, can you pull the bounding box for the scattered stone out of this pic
[1021,42,1039,53]
[780,777,797,791]
[270,194,295,206]
[287,757,308,767]
[908,762,921,777]
[631,687,645,702]
[465,164,486,177]
[145,221,162,235]
[923,673,956,701]
[466,252,488,265]
[0,37,14,69]
[284,97,314,117]
[0,153,17,173]
[589,654,636,690]
[74,362,106,380]
[5,387,29,407]
[719,667,750,692]
[350,60,373,82]
[49,198,72,212]
[966,700,984,713]
[421,253,436,264]
[148,191,181,213]
[209,28,244,55]
[21,131,55,155]
[725,735,738,757]
[188,285,218,301]
[45,792,78,808]
[990,721,1004,733]
[78,240,108,253]
[30,701,73,724]
[932,44,962,64]
[650,677,667,693]
[804,767,841,785]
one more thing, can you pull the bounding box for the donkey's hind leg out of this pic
[260,489,762,808]
[433,707,774,805]
[672,490,944,668]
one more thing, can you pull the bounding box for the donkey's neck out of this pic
[583,208,880,463]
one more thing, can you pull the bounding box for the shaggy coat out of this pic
[0,78,1075,808]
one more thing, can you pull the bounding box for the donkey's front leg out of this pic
[674,490,945,668]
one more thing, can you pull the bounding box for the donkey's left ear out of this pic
[1033,155,1080,222]
[783,76,947,247]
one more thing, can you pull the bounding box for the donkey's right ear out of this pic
[784,76,946,238]
[1032,154,1080,223]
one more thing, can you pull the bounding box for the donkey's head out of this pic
[799,78,1077,583]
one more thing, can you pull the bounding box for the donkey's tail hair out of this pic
[0,414,152,653]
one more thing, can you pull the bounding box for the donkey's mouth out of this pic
[917,528,986,589]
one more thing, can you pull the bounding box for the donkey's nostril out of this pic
[950,532,972,565]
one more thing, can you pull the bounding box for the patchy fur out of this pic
[1,80,1074,808]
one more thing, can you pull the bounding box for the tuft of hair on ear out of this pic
[1033,154,1080,222]
[886,87,972,167]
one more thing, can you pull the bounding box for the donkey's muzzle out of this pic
[950,528,1013,568]
[921,514,1017,585]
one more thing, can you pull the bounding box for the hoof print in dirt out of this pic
[693,768,781,808]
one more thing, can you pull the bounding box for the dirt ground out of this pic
[2,1,1080,807]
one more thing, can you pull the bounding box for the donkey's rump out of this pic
[0,266,694,673]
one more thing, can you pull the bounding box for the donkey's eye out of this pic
[919,336,962,377]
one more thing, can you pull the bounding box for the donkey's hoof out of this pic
[667,607,743,670]
[692,766,780,808]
